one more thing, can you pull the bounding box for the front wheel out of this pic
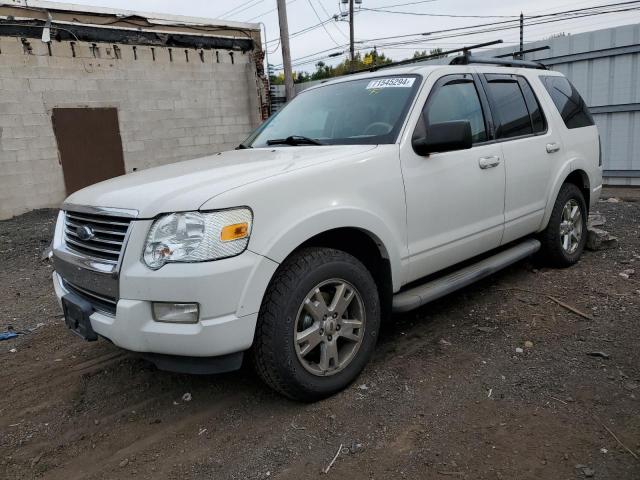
[539,183,588,267]
[252,247,380,401]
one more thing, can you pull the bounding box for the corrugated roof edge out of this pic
[0,0,260,30]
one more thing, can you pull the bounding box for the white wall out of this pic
[0,36,263,219]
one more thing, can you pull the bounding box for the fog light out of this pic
[152,302,199,323]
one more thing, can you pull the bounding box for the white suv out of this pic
[51,58,602,401]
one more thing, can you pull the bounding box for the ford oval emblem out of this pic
[76,225,95,241]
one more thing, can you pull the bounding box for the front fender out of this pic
[250,207,406,291]
[200,145,409,292]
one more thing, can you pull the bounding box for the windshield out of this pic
[245,75,421,147]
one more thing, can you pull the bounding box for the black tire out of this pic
[252,247,380,402]
[539,183,588,267]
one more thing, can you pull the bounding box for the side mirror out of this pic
[412,120,472,156]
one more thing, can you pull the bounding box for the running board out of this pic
[392,239,541,313]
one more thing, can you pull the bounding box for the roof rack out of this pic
[449,51,547,70]
[348,39,504,75]
[495,45,550,59]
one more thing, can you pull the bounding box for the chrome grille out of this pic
[63,211,132,263]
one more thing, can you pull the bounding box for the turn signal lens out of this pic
[220,222,249,242]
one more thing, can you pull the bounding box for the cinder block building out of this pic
[0,0,268,219]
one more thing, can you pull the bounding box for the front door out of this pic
[401,73,506,283]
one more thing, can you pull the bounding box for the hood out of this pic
[64,145,377,218]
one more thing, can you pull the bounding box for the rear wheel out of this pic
[539,183,588,267]
[252,247,380,401]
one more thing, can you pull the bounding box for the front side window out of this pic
[484,75,532,139]
[541,76,594,129]
[245,75,421,147]
[417,76,487,143]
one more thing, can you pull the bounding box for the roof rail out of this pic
[348,39,504,75]
[449,52,547,70]
[495,45,550,59]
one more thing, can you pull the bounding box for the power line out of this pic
[220,0,265,19]
[307,0,341,46]
[265,16,334,44]
[217,0,259,18]
[317,0,349,39]
[372,0,439,8]
[272,3,640,68]
[246,0,298,22]
[361,8,519,18]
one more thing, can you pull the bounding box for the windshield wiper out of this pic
[266,135,324,146]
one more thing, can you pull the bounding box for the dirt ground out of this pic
[1,187,639,480]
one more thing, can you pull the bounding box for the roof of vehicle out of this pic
[302,62,562,93]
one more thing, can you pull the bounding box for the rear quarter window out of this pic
[541,76,594,129]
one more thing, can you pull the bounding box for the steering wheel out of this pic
[363,122,393,136]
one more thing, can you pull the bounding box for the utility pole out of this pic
[519,12,524,59]
[276,0,295,101]
[349,0,355,71]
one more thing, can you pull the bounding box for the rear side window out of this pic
[518,78,546,134]
[484,75,532,139]
[541,76,594,129]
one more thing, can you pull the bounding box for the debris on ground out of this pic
[182,392,192,402]
[0,331,19,341]
[323,443,343,474]
[524,340,534,348]
[619,269,635,279]
[40,243,52,262]
[586,227,619,251]
[476,326,494,333]
[588,212,606,228]
[349,441,365,454]
[587,351,610,359]
[515,347,524,354]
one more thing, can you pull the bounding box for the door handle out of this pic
[478,156,501,169]
[546,143,560,153]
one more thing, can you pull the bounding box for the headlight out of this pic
[143,208,252,269]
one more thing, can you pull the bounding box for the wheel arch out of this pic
[295,227,394,321]
[541,166,591,230]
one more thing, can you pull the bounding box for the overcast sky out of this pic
[66,0,639,72]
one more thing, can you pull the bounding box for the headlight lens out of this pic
[143,208,252,269]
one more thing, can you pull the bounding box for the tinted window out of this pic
[541,76,594,129]
[485,77,532,139]
[422,79,487,143]
[518,78,546,134]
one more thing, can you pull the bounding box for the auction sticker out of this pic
[366,77,415,89]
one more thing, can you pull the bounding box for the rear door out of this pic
[400,73,505,282]
[479,73,561,244]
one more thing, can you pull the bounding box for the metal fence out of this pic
[482,23,640,185]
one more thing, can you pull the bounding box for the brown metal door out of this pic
[52,107,126,195]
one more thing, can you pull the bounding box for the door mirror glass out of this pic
[412,120,472,155]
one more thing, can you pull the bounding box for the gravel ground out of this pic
[1,188,639,480]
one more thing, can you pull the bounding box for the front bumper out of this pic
[52,212,279,359]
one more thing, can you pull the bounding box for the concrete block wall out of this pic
[0,36,263,219]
